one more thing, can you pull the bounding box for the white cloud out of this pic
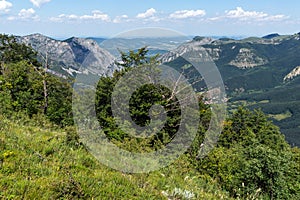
[226,7,267,19]
[113,15,129,23]
[266,14,287,21]
[8,8,39,20]
[136,8,156,19]
[225,7,288,21]
[0,0,12,13]
[50,10,110,22]
[80,10,110,21]
[169,9,206,19]
[30,0,51,7]
[50,14,76,22]
[19,8,36,18]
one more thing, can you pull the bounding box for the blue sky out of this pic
[0,0,300,38]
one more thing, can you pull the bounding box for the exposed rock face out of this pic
[160,37,268,69]
[20,34,77,69]
[18,34,117,76]
[159,38,214,63]
[205,48,221,61]
[229,48,268,69]
[16,33,300,80]
[64,37,117,76]
[284,66,300,81]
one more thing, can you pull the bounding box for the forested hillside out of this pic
[161,33,300,146]
[0,34,299,199]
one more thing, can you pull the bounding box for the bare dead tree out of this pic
[33,43,49,115]
[42,50,49,115]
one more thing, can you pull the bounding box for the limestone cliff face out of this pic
[159,37,214,63]
[205,47,221,61]
[20,34,77,69]
[284,66,300,81]
[229,48,268,69]
[160,37,269,69]
[18,34,117,76]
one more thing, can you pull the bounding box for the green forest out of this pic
[0,34,300,199]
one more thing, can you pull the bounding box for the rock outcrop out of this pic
[229,48,268,69]
[18,34,117,77]
[284,66,300,81]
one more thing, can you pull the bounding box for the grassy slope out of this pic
[0,115,231,200]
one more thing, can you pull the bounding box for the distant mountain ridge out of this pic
[17,34,190,77]
[262,33,280,39]
[18,33,117,77]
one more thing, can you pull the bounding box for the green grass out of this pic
[268,110,293,121]
[0,115,232,199]
[258,100,270,104]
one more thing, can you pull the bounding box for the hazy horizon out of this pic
[1,1,300,38]
[3,31,297,41]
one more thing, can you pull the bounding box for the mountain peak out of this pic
[192,36,213,42]
[262,33,280,39]
[19,33,116,77]
[25,33,56,40]
[63,36,82,43]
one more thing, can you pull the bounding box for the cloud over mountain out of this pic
[169,9,206,19]
[30,0,51,7]
[50,10,110,22]
[136,8,156,19]
[0,0,12,13]
[225,7,287,21]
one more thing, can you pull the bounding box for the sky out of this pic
[1,0,300,38]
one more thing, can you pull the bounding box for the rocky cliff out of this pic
[284,66,300,81]
[18,34,117,77]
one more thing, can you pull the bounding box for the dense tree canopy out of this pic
[95,47,210,151]
[0,34,38,66]
[0,34,73,126]
[198,107,300,199]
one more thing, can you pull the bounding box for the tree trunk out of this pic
[43,52,49,115]
[43,78,48,114]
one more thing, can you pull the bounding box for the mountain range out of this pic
[171,33,300,146]
[17,34,117,77]
[17,32,300,146]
